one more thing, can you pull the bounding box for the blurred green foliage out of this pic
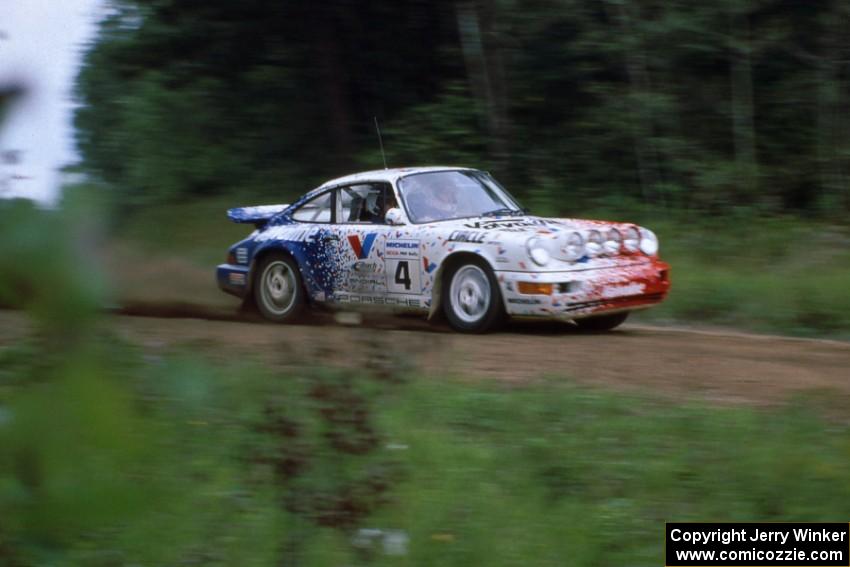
[74,0,850,214]
[0,198,102,336]
[0,199,407,564]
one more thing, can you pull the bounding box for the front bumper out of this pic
[216,263,251,298]
[496,259,670,320]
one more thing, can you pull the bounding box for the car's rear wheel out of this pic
[443,258,504,333]
[575,311,629,332]
[254,253,305,323]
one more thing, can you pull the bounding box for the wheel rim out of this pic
[449,265,491,324]
[260,261,296,315]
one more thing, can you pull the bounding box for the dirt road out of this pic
[3,308,848,406]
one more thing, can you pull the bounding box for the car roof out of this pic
[318,166,474,188]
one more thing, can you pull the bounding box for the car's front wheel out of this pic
[575,311,629,332]
[443,258,504,333]
[254,253,305,323]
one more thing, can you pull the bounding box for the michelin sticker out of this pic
[385,239,419,259]
[385,239,422,294]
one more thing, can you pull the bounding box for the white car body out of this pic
[218,167,670,330]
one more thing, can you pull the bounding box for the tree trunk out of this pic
[455,0,510,168]
[814,8,849,212]
[729,8,758,201]
[605,0,661,204]
[316,17,353,171]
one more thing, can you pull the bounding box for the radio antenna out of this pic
[374,116,388,170]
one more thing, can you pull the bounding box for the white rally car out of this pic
[217,167,670,333]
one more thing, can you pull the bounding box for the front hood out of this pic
[422,214,652,271]
[430,214,631,235]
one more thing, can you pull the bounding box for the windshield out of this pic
[397,170,523,223]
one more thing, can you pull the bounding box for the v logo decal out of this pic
[347,233,377,259]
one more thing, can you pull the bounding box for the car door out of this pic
[332,182,400,299]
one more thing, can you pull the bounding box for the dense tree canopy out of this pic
[75,0,850,214]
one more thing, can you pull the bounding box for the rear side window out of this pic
[291,191,333,223]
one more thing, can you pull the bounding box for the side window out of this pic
[335,183,397,224]
[291,191,333,223]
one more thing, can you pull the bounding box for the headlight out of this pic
[526,236,551,266]
[585,229,603,256]
[623,226,640,253]
[561,231,584,262]
[604,228,622,255]
[639,228,659,256]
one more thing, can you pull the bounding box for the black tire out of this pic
[575,311,629,332]
[442,257,504,333]
[253,253,306,323]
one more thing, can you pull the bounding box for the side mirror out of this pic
[384,207,406,226]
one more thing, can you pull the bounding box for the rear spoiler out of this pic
[227,204,289,228]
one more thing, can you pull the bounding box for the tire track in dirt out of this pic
[3,307,849,406]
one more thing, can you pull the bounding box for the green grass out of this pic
[359,378,850,567]
[7,342,850,566]
[115,196,257,266]
[635,215,850,337]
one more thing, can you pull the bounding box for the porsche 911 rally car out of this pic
[217,167,670,333]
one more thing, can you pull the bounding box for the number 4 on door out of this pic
[386,259,420,293]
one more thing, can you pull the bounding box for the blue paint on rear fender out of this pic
[227,204,290,227]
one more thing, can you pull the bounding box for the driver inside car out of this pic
[364,189,398,223]
[407,183,458,222]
